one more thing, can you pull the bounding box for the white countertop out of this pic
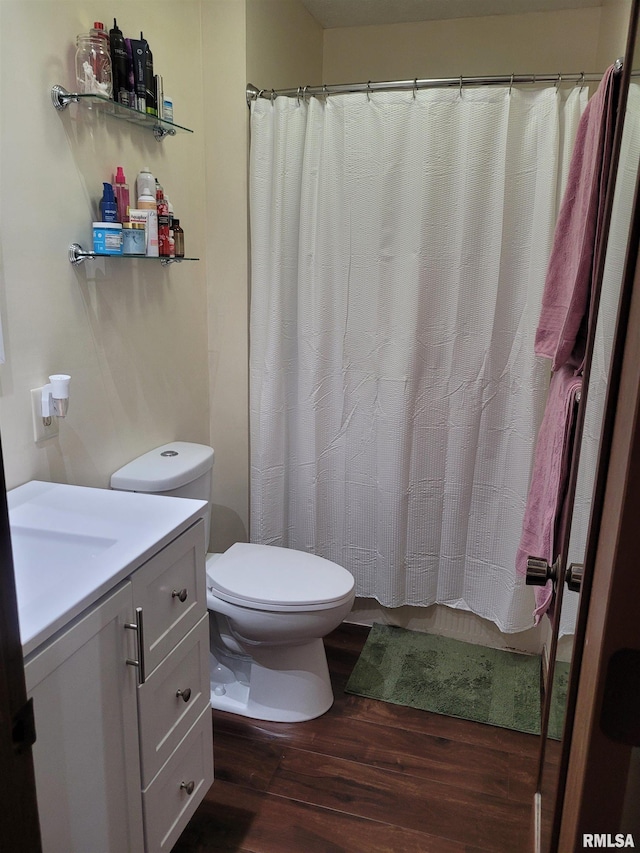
[8,481,207,658]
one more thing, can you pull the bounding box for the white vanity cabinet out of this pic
[23,517,213,853]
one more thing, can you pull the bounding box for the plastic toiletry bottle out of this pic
[91,21,109,45]
[172,219,184,258]
[137,188,158,257]
[141,32,156,116]
[113,166,130,223]
[156,182,170,257]
[100,182,118,222]
[162,96,173,123]
[109,19,130,106]
[136,167,155,201]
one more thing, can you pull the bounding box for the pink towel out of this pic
[534,64,618,370]
[517,365,582,622]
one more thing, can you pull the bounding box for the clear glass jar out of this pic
[75,33,113,97]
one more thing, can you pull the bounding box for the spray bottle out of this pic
[113,166,130,223]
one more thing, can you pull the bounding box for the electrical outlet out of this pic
[31,388,59,443]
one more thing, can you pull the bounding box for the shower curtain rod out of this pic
[246,58,625,105]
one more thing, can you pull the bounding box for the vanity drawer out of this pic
[142,705,214,852]
[138,613,210,786]
[132,519,206,675]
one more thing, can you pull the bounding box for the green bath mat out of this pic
[345,623,543,735]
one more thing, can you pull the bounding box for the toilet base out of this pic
[209,638,334,722]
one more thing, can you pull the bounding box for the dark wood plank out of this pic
[267,748,531,852]
[174,779,476,853]
[175,624,537,853]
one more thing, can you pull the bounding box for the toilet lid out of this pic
[206,543,354,608]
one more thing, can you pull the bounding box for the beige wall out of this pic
[204,0,250,551]
[204,0,321,551]
[247,0,323,90]
[596,0,634,69]
[0,1,634,560]
[0,0,209,494]
[323,8,604,83]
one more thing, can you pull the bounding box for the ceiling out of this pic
[300,0,603,28]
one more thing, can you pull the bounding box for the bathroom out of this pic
[0,0,638,850]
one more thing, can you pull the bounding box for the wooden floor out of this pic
[173,624,538,853]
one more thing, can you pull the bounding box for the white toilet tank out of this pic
[110,442,214,547]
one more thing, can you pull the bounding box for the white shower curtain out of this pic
[249,85,585,633]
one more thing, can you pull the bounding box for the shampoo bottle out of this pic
[100,182,117,222]
[129,34,147,112]
[113,166,130,223]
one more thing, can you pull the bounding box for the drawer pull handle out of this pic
[176,688,192,703]
[180,780,195,796]
[124,607,146,685]
[172,588,188,603]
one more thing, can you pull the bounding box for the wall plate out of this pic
[31,388,58,443]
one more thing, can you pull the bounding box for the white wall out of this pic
[0,0,209,494]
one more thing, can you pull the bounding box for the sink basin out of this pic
[10,527,117,609]
[9,480,207,656]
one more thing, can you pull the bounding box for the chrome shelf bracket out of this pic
[69,243,95,265]
[153,124,177,141]
[51,85,79,111]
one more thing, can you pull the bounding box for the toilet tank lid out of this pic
[110,442,214,492]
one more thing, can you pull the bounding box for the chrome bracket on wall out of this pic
[152,124,176,141]
[51,84,79,110]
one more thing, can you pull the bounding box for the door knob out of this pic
[566,563,584,593]
[176,688,192,703]
[172,588,188,602]
[526,556,558,586]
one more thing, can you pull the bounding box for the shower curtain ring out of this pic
[413,78,418,99]
[555,73,562,89]
[509,73,514,95]
[577,72,585,90]
[270,89,276,101]
[303,85,309,100]
[323,84,328,99]
[366,81,372,102]
[459,76,463,97]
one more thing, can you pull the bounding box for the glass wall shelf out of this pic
[52,85,193,140]
[69,244,198,267]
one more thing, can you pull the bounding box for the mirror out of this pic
[537,3,640,847]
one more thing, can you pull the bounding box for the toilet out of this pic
[110,441,355,722]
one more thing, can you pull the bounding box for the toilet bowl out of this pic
[110,442,355,722]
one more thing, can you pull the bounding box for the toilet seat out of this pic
[206,543,355,613]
